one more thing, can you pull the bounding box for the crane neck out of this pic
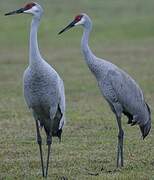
[81,18,110,80]
[29,16,42,66]
[81,24,95,67]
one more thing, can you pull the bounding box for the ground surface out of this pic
[0,0,154,179]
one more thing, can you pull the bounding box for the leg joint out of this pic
[118,129,124,139]
[37,136,42,145]
[47,135,52,145]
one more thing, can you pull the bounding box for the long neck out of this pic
[29,17,42,66]
[81,23,107,80]
[81,25,95,67]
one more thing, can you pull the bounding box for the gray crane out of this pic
[59,13,151,168]
[5,2,65,177]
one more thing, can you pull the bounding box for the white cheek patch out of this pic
[24,9,33,14]
[32,6,39,12]
[75,18,85,26]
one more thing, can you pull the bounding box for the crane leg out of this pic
[116,115,124,168]
[45,133,52,177]
[35,120,45,177]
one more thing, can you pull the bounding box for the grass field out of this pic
[0,0,154,179]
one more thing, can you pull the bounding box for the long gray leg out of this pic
[116,114,124,168]
[45,133,52,177]
[35,120,45,177]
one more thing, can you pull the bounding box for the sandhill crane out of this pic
[59,13,151,168]
[5,2,65,177]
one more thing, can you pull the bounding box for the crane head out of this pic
[5,2,43,17]
[58,14,86,34]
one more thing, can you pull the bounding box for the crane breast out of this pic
[23,66,59,109]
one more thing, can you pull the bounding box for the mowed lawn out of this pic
[0,0,154,179]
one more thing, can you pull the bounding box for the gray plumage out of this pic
[23,3,65,138]
[24,61,65,137]
[59,13,151,168]
[5,2,65,177]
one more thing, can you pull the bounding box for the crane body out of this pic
[5,2,65,177]
[59,13,151,168]
[24,58,65,136]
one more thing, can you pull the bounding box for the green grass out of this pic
[0,0,154,179]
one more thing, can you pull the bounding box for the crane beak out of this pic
[58,20,76,34]
[5,8,25,16]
